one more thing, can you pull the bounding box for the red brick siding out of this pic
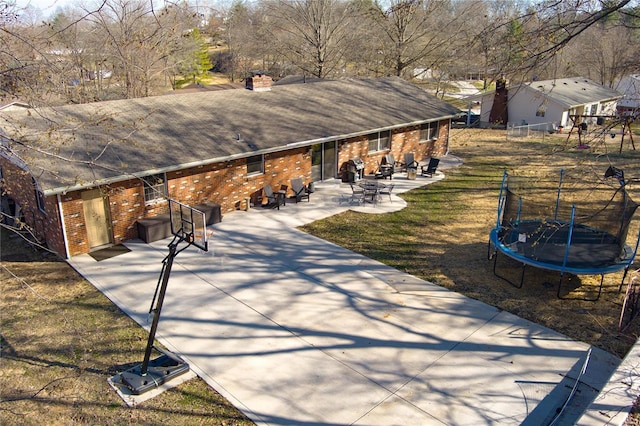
[338,120,450,176]
[0,157,66,255]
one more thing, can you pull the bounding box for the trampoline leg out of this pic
[595,275,604,301]
[558,273,604,301]
[557,273,565,299]
[619,267,630,293]
[518,264,526,289]
[492,250,525,289]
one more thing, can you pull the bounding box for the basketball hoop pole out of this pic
[141,239,179,376]
[115,235,191,395]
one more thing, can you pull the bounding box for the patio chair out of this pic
[290,178,310,203]
[379,183,394,203]
[349,183,365,204]
[421,158,440,177]
[376,154,395,179]
[402,153,419,172]
[263,184,284,210]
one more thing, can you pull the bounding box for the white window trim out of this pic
[420,122,439,143]
[142,173,168,205]
[368,130,391,153]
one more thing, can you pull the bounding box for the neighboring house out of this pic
[0,75,459,258]
[479,77,622,129]
[615,74,640,116]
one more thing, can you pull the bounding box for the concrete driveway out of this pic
[69,162,621,425]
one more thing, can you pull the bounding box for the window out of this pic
[32,177,45,212]
[590,104,598,115]
[420,122,439,141]
[246,154,264,175]
[368,130,391,152]
[142,173,167,204]
[536,107,546,117]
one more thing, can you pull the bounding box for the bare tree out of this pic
[564,12,640,88]
[486,0,637,84]
[87,0,199,98]
[361,0,473,79]
[263,0,357,78]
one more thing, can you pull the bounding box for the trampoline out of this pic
[488,169,640,300]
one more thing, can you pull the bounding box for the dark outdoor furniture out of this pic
[349,183,365,204]
[359,180,385,205]
[401,153,419,172]
[377,154,395,179]
[136,202,221,243]
[290,178,311,202]
[421,158,440,177]
[137,214,172,244]
[263,184,284,209]
[379,183,394,203]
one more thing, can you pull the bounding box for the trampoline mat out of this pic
[501,221,622,269]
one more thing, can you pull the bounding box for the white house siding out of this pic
[616,74,640,110]
[506,88,565,129]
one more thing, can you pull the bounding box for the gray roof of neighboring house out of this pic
[0,77,459,195]
[513,77,622,108]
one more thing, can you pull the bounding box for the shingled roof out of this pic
[1,77,459,195]
[513,77,622,108]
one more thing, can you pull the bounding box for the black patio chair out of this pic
[379,183,394,203]
[421,158,440,177]
[263,184,284,209]
[377,154,395,179]
[349,183,365,204]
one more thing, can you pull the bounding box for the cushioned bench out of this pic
[136,213,172,243]
[136,202,222,243]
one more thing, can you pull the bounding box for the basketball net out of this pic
[192,229,215,255]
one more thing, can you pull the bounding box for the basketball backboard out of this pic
[169,200,209,251]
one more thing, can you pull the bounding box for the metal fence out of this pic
[506,122,556,141]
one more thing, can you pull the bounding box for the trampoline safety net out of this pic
[497,170,639,270]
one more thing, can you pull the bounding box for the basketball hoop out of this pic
[193,228,214,242]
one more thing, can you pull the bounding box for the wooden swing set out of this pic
[564,114,636,153]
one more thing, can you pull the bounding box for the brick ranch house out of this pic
[0,75,460,258]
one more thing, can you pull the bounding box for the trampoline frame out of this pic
[488,170,640,301]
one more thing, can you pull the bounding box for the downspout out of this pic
[57,194,71,259]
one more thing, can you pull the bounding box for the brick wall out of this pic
[0,157,66,256]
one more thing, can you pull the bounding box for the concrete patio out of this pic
[68,158,630,425]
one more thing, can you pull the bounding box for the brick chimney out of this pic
[246,71,273,92]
